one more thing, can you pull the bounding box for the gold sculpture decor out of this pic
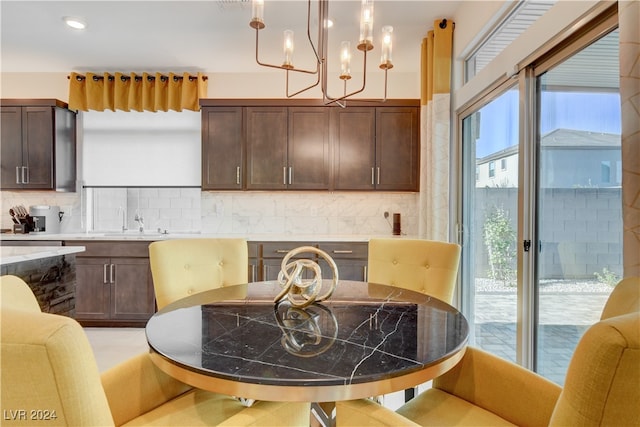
[274,246,339,308]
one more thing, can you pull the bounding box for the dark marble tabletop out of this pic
[146,280,468,400]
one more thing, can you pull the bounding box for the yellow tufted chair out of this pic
[336,276,640,426]
[1,275,310,426]
[149,238,248,310]
[600,275,640,320]
[367,238,461,304]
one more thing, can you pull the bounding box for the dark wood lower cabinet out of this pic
[65,239,367,326]
[67,241,155,327]
[258,241,368,282]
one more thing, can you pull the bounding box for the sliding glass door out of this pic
[460,86,519,362]
[459,15,620,383]
[535,28,621,384]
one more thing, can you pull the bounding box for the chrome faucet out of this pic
[135,213,144,232]
[119,207,127,232]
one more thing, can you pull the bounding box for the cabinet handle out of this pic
[22,166,28,184]
[275,249,289,254]
[371,168,375,185]
[103,264,108,284]
[262,265,267,279]
[333,250,353,254]
[363,265,368,282]
[15,167,20,184]
[289,167,292,185]
[251,264,257,282]
[377,167,380,185]
[110,264,115,284]
[236,166,240,185]
[283,167,287,185]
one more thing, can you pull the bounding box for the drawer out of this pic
[259,242,317,258]
[248,241,260,258]
[65,241,151,258]
[317,242,368,259]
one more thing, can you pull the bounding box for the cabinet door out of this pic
[317,242,369,282]
[331,108,376,190]
[202,107,244,190]
[246,107,288,190]
[22,106,54,189]
[0,106,23,189]
[288,107,330,189]
[111,257,155,320]
[376,107,419,191]
[75,257,111,320]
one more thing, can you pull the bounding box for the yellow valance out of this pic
[68,72,208,112]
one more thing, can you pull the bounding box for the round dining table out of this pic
[146,280,468,404]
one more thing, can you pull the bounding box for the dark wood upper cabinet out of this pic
[200,99,419,192]
[201,107,244,190]
[288,107,329,190]
[1,99,76,192]
[245,107,288,190]
[375,107,419,191]
[331,107,376,190]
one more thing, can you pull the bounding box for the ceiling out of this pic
[1,0,463,75]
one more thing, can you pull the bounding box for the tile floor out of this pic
[84,327,149,372]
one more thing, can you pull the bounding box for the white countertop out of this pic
[1,246,86,266]
[0,232,411,242]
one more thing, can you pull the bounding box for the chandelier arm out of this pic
[286,68,321,98]
[305,0,322,65]
[254,28,318,74]
[323,49,369,106]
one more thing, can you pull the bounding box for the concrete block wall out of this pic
[475,187,622,280]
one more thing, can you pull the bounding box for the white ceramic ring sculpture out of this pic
[274,246,339,308]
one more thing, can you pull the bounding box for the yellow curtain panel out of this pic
[421,19,453,105]
[68,72,208,112]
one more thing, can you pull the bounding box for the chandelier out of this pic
[249,0,393,106]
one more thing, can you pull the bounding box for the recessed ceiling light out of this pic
[63,16,87,30]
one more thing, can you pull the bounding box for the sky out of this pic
[474,89,621,158]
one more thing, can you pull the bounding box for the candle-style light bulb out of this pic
[358,0,374,51]
[249,0,265,29]
[380,26,393,69]
[283,30,294,69]
[340,41,352,80]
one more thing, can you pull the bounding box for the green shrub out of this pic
[483,205,517,285]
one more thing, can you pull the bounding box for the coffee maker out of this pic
[29,205,63,234]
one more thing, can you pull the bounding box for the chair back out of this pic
[600,276,640,320]
[0,274,41,312]
[149,238,248,310]
[1,278,115,426]
[368,238,461,304]
[550,311,640,426]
